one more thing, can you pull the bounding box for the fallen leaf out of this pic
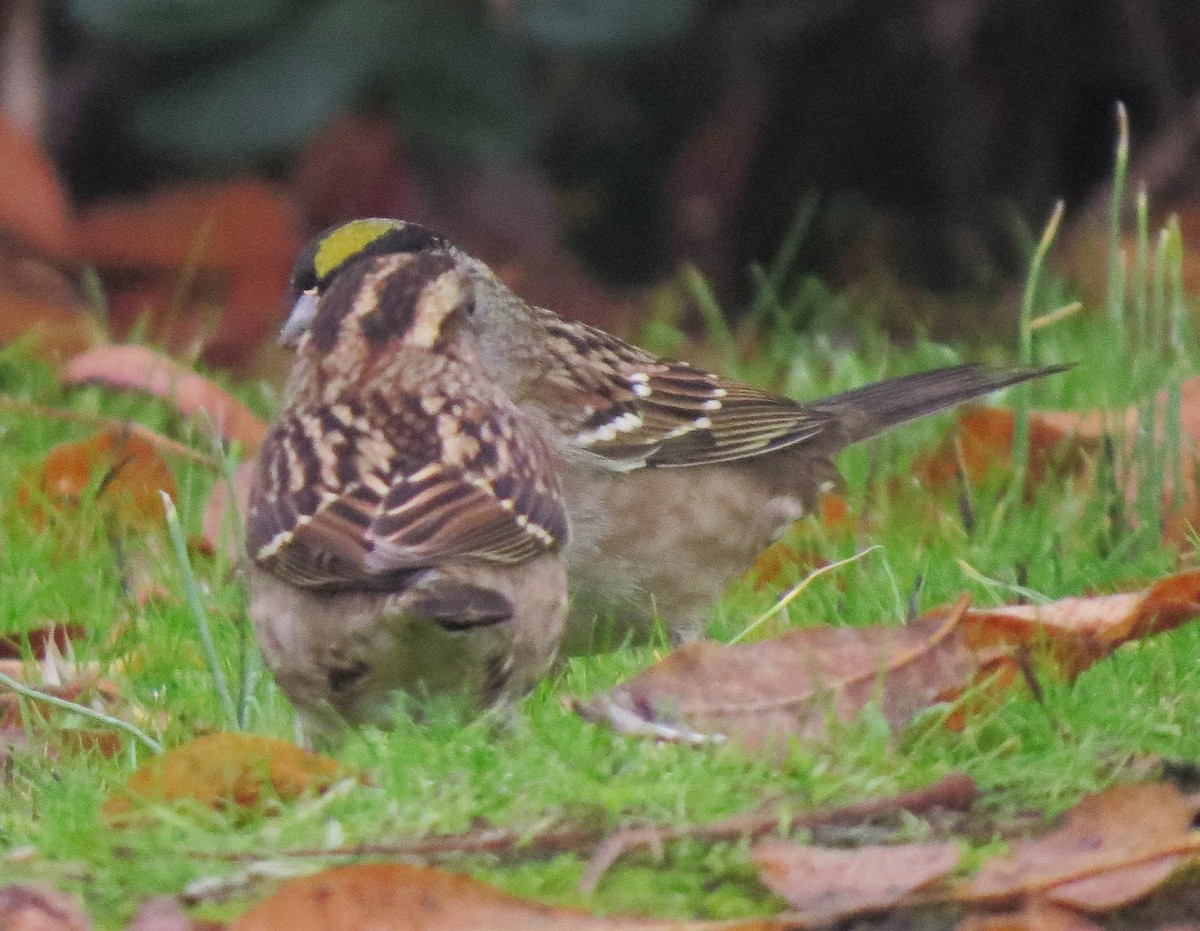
[920,378,1200,541]
[0,884,90,931]
[579,573,1200,748]
[102,733,350,822]
[960,571,1200,677]
[20,428,176,531]
[914,406,1089,493]
[957,783,1200,912]
[73,179,296,278]
[577,597,979,748]
[63,346,266,451]
[752,839,960,927]
[73,180,300,367]
[0,114,72,257]
[231,862,782,930]
[958,899,1103,930]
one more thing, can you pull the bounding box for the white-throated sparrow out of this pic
[246,239,569,739]
[279,218,1064,648]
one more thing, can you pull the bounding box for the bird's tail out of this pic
[818,363,1067,446]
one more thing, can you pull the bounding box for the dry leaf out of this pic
[0,884,90,931]
[753,839,960,927]
[102,733,349,822]
[73,180,300,367]
[960,571,1200,677]
[0,114,72,257]
[958,899,1103,931]
[958,783,1200,912]
[578,598,978,748]
[63,346,266,451]
[231,862,782,931]
[919,379,1200,541]
[580,573,1200,747]
[20,428,176,531]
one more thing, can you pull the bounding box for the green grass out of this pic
[1,198,1198,927]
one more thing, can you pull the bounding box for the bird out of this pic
[245,238,570,741]
[277,217,1064,650]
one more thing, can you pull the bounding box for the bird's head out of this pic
[279,218,452,349]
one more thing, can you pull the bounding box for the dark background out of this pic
[9,0,1200,358]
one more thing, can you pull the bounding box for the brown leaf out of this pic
[102,733,350,822]
[73,179,296,275]
[958,899,1104,931]
[753,839,960,927]
[20,428,176,531]
[0,884,90,931]
[0,114,72,258]
[73,180,300,368]
[961,571,1200,677]
[230,862,782,931]
[918,377,1200,542]
[580,573,1200,748]
[958,783,1200,912]
[577,598,979,748]
[63,346,266,451]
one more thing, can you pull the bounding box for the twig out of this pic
[0,395,220,469]
[196,823,600,864]
[578,772,977,893]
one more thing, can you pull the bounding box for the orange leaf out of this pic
[73,179,298,272]
[0,114,72,257]
[231,862,782,930]
[73,180,301,368]
[580,572,1200,748]
[958,783,1200,912]
[102,733,350,822]
[21,428,176,530]
[753,839,960,926]
[63,345,266,451]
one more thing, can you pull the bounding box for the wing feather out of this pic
[247,383,566,592]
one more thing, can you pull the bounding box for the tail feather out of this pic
[818,363,1067,446]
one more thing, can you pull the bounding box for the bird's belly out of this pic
[560,457,820,649]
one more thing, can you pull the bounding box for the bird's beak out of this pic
[278,290,319,348]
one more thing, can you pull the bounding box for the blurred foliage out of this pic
[66,0,546,163]
[37,0,1200,329]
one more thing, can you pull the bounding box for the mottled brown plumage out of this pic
[277,219,1065,652]
[247,250,568,739]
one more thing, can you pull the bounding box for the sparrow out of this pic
[245,239,569,740]
[278,218,1064,648]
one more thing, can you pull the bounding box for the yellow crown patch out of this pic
[313,218,407,281]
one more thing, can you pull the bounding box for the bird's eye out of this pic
[278,288,320,348]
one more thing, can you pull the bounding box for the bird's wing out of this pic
[538,316,835,467]
[246,391,567,592]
